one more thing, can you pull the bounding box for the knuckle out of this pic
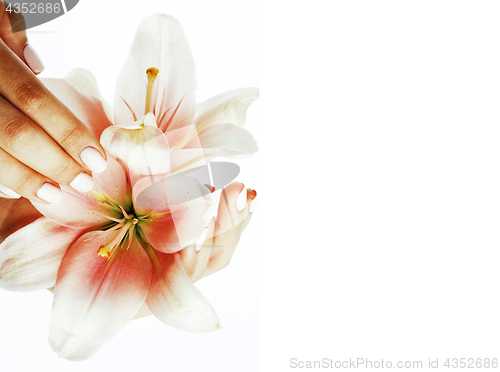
[50,161,79,182]
[57,125,81,148]
[14,170,34,194]
[2,118,36,150]
[13,83,46,114]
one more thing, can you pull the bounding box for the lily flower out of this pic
[0,14,258,360]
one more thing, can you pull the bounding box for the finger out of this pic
[0,40,107,173]
[0,95,94,192]
[0,197,41,242]
[0,1,33,68]
[0,147,62,204]
[0,1,28,54]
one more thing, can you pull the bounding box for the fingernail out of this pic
[80,147,107,174]
[23,44,45,74]
[36,183,63,204]
[69,173,94,192]
[249,194,258,213]
[0,184,21,199]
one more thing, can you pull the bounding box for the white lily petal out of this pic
[102,121,171,184]
[189,123,259,159]
[114,14,196,132]
[146,252,221,333]
[0,217,84,291]
[133,173,215,252]
[195,87,259,133]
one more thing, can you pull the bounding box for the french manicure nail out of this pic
[80,147,107,174]
[69,173,94,192]
[0,184,21,199]
[23,44,45,74]
[249,195,258,213]
[36,183,63,204]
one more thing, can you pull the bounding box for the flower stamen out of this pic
[145,67,159,115]
[97,221,132,258]
[119,205,132,219]
[120,96,138,121]
[94,213,126,224]
[160,96,183,132]
[125,223,136,250]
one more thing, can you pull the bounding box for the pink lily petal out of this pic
[42,77,113,140]
[195,88,259,133]
[169,149,207,175]
[168,124,208,174]
[0,197,41,243]
[166,125,195,149]
[49,229,151,361]
[0,217,84,291]
[33,154,128,228]
[64,68,113,122]
[146,251,220,332]
[201,183,256,279]
[132,302,152,319]
[134,175,215,253]
[114,14,196,132]
[186,122,259,159]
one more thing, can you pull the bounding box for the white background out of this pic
[260,1,500,371]
[0,0,259,371]
[2,1,500,372]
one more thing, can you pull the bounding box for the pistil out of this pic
[145,67,159,115]
[97,220,133,258]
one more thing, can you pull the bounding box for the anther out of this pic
[97,244,112,258]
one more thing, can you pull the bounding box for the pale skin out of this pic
[0,1,106,203]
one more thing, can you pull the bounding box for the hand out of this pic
[0,2,107,204]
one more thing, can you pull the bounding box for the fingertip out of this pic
[23,43,45,74]
[36,183,62,204]
[249,193,258,213]
[247,189,257,201]
[0,9,28,62]
[80,147,108,174]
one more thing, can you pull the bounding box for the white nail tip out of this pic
[249,196,258,213]
[0,184,21,199]
[69,173,94,192]
[80,147,107,174]
[37,183,63,204]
